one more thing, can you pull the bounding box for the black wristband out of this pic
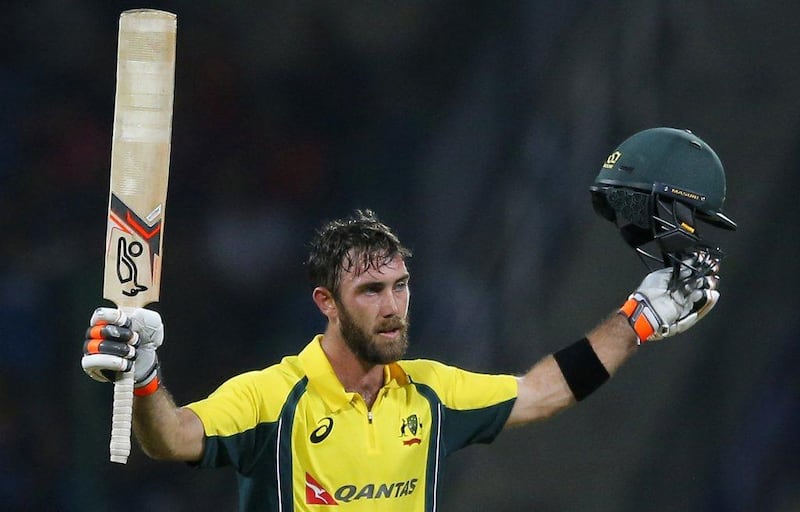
[553,337,610,401]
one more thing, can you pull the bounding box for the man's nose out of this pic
[380,289,400,316]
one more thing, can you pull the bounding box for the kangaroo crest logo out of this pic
[400,414,422,446]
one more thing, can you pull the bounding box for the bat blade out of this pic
[104,8,176,464]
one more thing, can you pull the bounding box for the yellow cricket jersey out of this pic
[185,336,518,512]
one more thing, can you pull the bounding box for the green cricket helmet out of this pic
[590,127,736,268]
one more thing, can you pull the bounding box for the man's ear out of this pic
[312,287,337,318]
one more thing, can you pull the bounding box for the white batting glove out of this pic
[620,253,720,343]
[81,307,164,395]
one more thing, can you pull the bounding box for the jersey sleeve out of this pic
[401,360,518,453]
[184,366,294,473]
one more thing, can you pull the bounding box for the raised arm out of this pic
[505,313,635,427]
[133,387,205,461]
[505,255,720,428]
[82,307,205,461]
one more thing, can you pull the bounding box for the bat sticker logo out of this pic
[116,237,149,296]
[107,193,163,297]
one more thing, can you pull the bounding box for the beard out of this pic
[337,303,410,365]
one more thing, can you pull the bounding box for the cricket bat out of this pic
[103,9,176,464]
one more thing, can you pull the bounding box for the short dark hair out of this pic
[306,209,411,297]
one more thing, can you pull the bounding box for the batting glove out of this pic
[81,307,164,396]
[620,252,720,343]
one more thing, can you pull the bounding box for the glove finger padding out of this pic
[672,251,721,291]
[90,307,130,328]
[82,307,164,390]
[694,288,719,319]
[673,289,719,336]
[82,317,137,383]
[82,353,132,383]
[85,323,137,345]
[83,337,135,359]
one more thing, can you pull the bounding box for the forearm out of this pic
[585,312,638,376]
[508,355,575,427]
[506,312,637,427]
[133,385,204,462]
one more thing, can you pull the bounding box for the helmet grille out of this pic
[605,189,651,228]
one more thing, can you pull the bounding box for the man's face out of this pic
[335,254,410,364]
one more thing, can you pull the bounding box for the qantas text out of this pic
[334,478,418,503]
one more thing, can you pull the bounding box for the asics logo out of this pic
[310,417,333,444]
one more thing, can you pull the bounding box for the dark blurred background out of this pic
[2,1,798,511]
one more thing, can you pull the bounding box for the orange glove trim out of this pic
[134,375,160,397]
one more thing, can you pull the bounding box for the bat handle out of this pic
[110,364,135,463]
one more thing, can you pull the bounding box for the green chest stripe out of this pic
[276,376,309,511]
[410,381,443,512]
